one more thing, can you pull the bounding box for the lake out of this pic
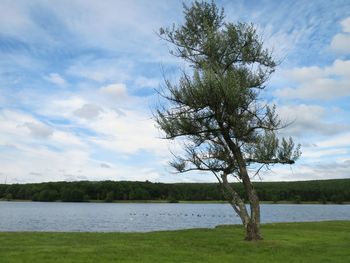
[0,202,349,232]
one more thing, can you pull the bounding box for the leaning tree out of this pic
[156,1,300,241]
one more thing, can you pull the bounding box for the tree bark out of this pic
[245,220,262,241]
[220,172,262,240]
[215,122,263,240]
[238,166,262,240]
[221,173,249,224]
[240,167,262,240]
[233,147,263,241]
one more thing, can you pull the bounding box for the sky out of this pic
[0,0,349,184]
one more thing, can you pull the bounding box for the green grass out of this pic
[0,221,349,263]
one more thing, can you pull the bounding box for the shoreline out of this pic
[1,199,349,204]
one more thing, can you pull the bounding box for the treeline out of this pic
[0,179,349,203]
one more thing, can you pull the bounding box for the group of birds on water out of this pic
[128,213,238,218]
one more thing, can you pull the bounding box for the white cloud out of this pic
[0,146,90,183]
[0,109,85,151]
[66,57,133,83]
[275,17,350,100]
[317,132,350,149]
[275,59,350,100]
[286,66,324,82]
[329,59,350,75]
[46,73,67,87]
[330,17,350,53]
[0,1,34,39]
[0,110,41,138]
[135,76,160,88]
[87,108,167,155]
[260,159,350,182]
[32,88,167,155]
[23,122,53,138]
[331,33,350,52]
[0,140,164,183]
[100,163,111,168]
[277,104,348,137]
[50,130,85,147]
[0,85,171,183]
[46,97,86,118]
[99,83,127,98]
[73,104,103,120]
[302,148,348,159]
[341,17,350,33]
[290,132,350,164]
[48,0,178,57]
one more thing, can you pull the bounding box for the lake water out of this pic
[0,202,349,232]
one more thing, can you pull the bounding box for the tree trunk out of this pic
[245,220,262,241]
[221,173,249,224]
[233,147,263,241]
[241,174,263,241]
[219,130,263,241]
[220,172,262,241]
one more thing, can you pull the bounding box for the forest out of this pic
[0,179,349,204]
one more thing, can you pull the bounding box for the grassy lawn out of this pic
[0,221,349,263]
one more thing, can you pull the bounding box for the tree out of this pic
[61,188,85,202]
[156,1,300,241]
[105,191,115,202]
[38,189,59,202]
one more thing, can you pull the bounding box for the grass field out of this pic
[0,221,349,263]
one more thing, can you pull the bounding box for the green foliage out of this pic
[272,195,279,204]
[319,193,327,204]
[129,187,151,200]
[157,0,300,181]
[331,193,345,204]
[0,179,349,203]
[0,221,349,263]
[37,189,59,202]
[292,195,302,204]
[83,194,90,202]
[5,193,13,201]
[61,188,85,202]
[104,191,114,203]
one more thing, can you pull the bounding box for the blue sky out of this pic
[0,0,349,184]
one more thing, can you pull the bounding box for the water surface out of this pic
[0,202,349,232]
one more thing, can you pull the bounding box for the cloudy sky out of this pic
[0,0,349,184]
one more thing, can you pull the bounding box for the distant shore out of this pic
[2,179,349,204]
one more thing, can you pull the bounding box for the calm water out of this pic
[0,201,349,232]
